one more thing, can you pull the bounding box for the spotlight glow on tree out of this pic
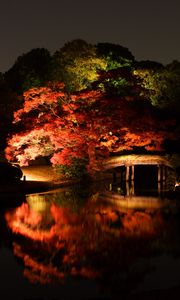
[5,69,175,178]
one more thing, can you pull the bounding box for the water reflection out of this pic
[4,182,180,298]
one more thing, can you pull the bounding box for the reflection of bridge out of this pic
[98,190,172,211]
[102,154,175,193]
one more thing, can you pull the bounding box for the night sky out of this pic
[0,0,180,72]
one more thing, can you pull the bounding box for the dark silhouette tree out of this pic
[4,48,53,94]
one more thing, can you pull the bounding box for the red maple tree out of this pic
[5,76,175,175]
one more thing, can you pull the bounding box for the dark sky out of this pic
[0,0,180,72]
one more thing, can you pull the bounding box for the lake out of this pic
[0,180,180,300]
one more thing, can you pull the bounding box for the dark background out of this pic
[0,0,180,72]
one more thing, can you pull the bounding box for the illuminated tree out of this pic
[134,60,180,114]
[5,70,175,178]
[95,66,140,96]
[52,40,135,93]
[5,83,90,175]
[96,42,134,70]
[52,39,107,92]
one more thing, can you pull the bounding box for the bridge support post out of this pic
[158,164,162,182]
[131,165,134,181]
[125,165,134,182]
[126,166,130,181]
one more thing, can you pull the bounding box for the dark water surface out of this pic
[0,181,180,300]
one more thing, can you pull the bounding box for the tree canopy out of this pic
[52,39,107,92]
[0,39,179,178]
[5,77,176,177]
[4,48,53,94]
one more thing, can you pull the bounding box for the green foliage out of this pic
[52,41,134,93]
[55,158,89,179]
[65,56,106,91]
[52,39,107,92]
[98,76,132,96]
[2,39,180,172]
[97,67,138,97]
[134,60,180,114]
[96,42,134,70]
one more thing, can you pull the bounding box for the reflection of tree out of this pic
[5,195,180,296]
[47,184,91,212]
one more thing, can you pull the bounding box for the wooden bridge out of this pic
[102,154,175,193]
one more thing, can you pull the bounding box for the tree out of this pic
[134,60,180,115]
[94,66,140,97]
[5,83,90,174]
[5,72,175,178]
[0,75,22,151]
[52,39,107,92]
[4,48,53,93]
[96,42,134,70]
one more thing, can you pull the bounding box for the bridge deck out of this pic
[103,154,173,169]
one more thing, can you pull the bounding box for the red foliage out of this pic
[5,82,174,173]
[5,198,166,285]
